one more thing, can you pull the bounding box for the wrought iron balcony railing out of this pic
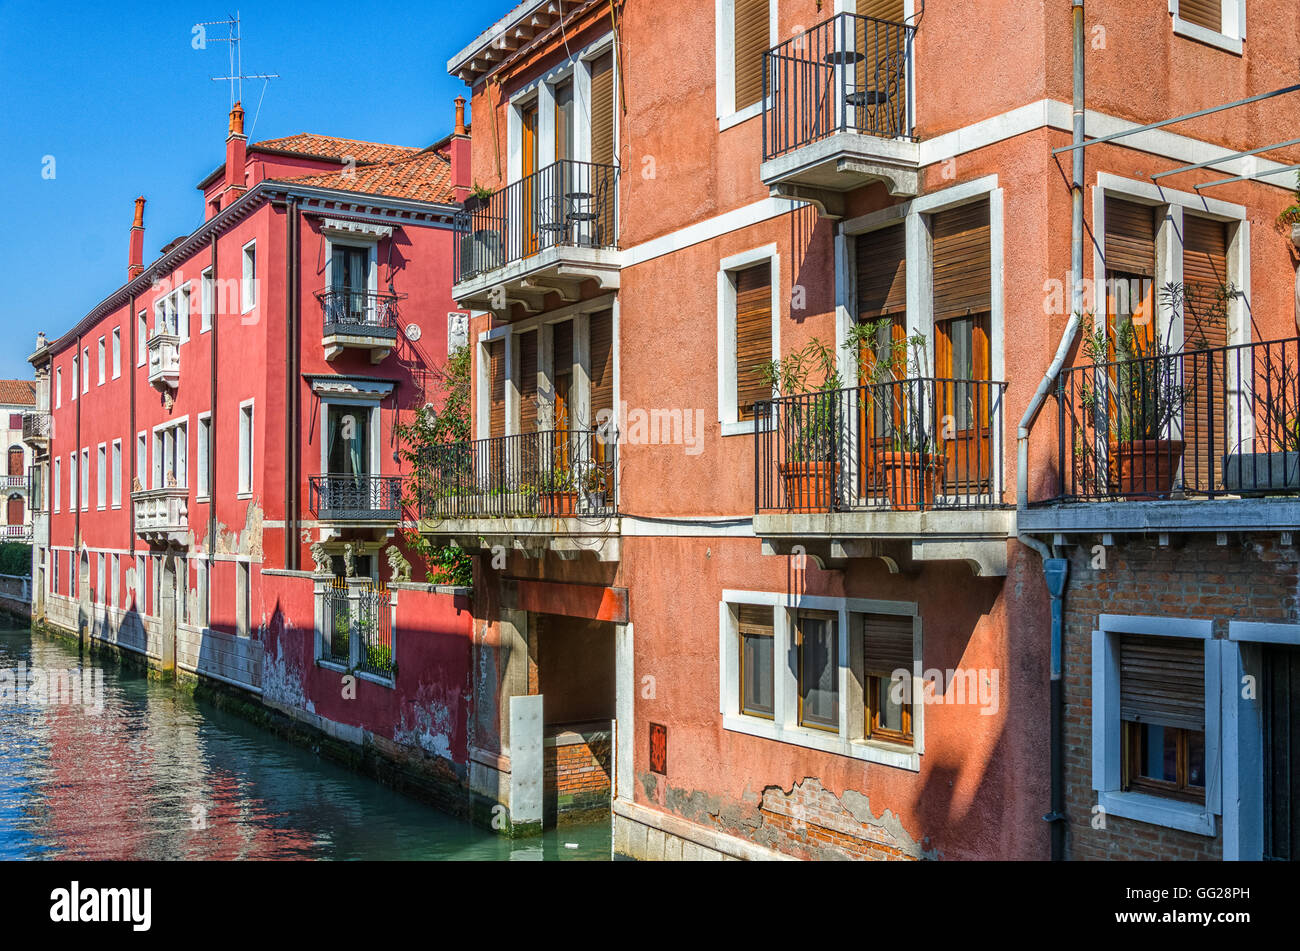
[1054,336,1300,502]
[21,412,50,443]
[756,377,1007,514]
[308,474,403,521]
[316,289,400,337]
[763,12,915,162]
[453,160,619,283]
[417,428,617,520]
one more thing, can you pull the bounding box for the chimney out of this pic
[450,96,472,204]
[222,101,248,210]
[128,196,146,280]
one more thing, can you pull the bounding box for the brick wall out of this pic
[1062,534,1299,860]
[544,727,611,822]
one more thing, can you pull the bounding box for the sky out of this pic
[0,0,517,380]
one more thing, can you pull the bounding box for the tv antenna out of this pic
[200,11,280,136]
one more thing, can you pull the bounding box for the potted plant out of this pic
[757,339,844,513]
[845,320,943,511]
[1079,287,1191,499]
[1276,171,1300,246]
[537,464,578,516]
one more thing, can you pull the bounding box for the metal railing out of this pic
[308,475,403,521]
[1054,336,1300,501]
[356,583,395,679]
[324,579,351,665]
[756,377,1008,514]
[21,413,50,441]
[417,428,618,519]
[316,288,400,335]
[763,12,914,162]
[453,159,619,283]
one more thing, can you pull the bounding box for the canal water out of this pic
[0,624,611,860]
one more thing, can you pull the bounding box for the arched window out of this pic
[7,445,23,478]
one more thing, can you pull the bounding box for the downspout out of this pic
[128,296,137,608]
[285,197,300,570]
[1019,0,1086,862]
[74,332,82,641]
[208,239,217,581]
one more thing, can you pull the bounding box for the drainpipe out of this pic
[1018,0,1085,862]
[285,196,301,570]
[208,239,218,580]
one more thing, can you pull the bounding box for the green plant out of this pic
[470,182,495,201]
[0,543,30,577]
[1276,172,1300,233]
[756,338,843,464]
[844,319,938,455]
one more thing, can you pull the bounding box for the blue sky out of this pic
[0,0,515,380]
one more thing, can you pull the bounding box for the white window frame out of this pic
[714,0,778,131]
[137,311,147,366]
[196,412,212,500]
[52,457,60,513]
[1170,0,1245,55]
[70,356,77,402]
[111,327,121,379]
[79,448,89,510]
[55,367,62,408]
[136,554,146,614]
[97,336,105,385]
[196,560,210,628]
[81,347,89,393]
[1092,613,1221,837]
[238,400,254,496]
[318,399,381,484]
[235,560,251,638]
[719,590,924,771]
[111,438,122,508]
[96,552,104,605]
[111,553,120,609]
[151,417,189,489]
[200,266,214,333]
[717,244,781,437]
[241,240,257,314]
[96,442,106,509]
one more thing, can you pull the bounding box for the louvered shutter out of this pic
[1105,197,1157,278]
[487,339,505,438]
[1183,215,1229,350]
[1178,0,1222,32]
[733,0,769,110]
[554,321,574,377]
[856,224,907,321]
[589,309,615,427]
[931,200,991,321]
[518,330,539,434]
[738,604,774,638]
[1183,215,1230,491]
[858,0,904,18]
[591,52,615,167]
[735,262,773,421]
[1120,635,1205,731]
[863,612,914,676]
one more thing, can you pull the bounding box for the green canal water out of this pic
[0,624,611,860]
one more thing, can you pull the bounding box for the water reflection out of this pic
[0,625,610,861]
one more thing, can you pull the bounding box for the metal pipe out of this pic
[1151,138,1300,180]
[1195,162,1300,191]
[1043,557,1070,861]
[207,238,217,583]
[1052,82,1300,155]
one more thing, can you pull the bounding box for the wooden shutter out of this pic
[931,200,991,322]
[1120,635,1204,731]
[858,0,904,19]
[1178,0,1222,32]
[487,339,505,438]
[589,309,615,426]
[738,604,774,638]
[1183,216,1229,350]
[735,262,773,421]
[862,612,913,676]
[1183,215,1230,491]
[1105,198,1157,278]
[856,224,906,321]
[733,0,769,111]
[590,52,615,167]
[518,330,539,434]
[554,321,574,377]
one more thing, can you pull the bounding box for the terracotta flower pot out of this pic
[540,490,578,516]
[1116,438,1185,499]
[879,451,942,511]
[779,461,840,513]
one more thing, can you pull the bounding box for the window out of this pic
[153,420,188,488]
[112,328,121,378]
[136,555,146,613]
[196,560,209,628]
[53,550,60,595]
[738,604,775,718]
[53,458,60,512]
[97,337,105,385]
[236,561,251,637]
[238,402,254,494]
[152,554,161,618]
[1093,616,1220,835]
[718,247,779,434]
[862,612,915,745]
[137,312,147,365]
[70,356,77,401]
[111,440,122,507]
[242,241,257,313]
[201,267,214,332]
[79,448,89,510]
[67,454,75,513]
[111,554,119,608]
[136,433,146,489]
[717,0,773,124]
[96,443,106,508]
[1172,1,1244,53]
[96,553,104,606]
[196,414,211,498]
[179,286,191,340]
[81,348,89,393]
[55,367,62,408]
[797,610,839,731]
[176,554,187,625]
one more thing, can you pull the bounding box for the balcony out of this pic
[0,474,24,490]
[761,12,918,217]
[317,289,401,364]
[132,486,189,545]
[2,524,31,542]
[21,412,50,450]
[1021,337,1300,538]
[452,160,620,316]
[416,429,620,562]
[754,377,1013,575]
[308,474,403,525]
[146,334,180,391]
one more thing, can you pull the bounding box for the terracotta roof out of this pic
[0,380,35,406]
[252,134,421,166]
[273,149,456,204]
